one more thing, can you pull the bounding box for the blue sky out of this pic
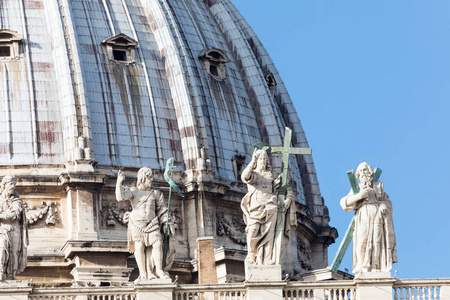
[233,0,450,279]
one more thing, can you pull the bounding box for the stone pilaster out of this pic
[197,237,218,284]
[60,172,105,240]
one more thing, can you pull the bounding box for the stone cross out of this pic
[270,127,312,264]
[329,167,382,273]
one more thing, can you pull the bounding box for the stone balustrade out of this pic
[393,278,450,300]
[284,281,357,300]
[2,278,448,300]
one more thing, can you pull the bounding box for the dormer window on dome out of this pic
[0,30,23,61]
[265,72,277,88]
[102,33,139,64]
[199,49,230,81]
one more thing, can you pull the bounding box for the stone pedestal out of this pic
[135,279,175,300]
[355,276,396,300]
[0,281,31,300]
[301,268,353,281]
[441,285,450,298]
[245,264,281,281]
[244,264,284,300]
[59,172,106,241]
[244,281,286,300]
[214,247,246,283]
[62,240,133,285]
[356,271,391,279]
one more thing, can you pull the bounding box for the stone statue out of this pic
[241,149,296,265]
[116,168,171,281]
[0,175,28,280]
[340,162,397,274]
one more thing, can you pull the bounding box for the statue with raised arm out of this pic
[241,149,297,266]
[340,162,397,274]
[0,175,28,280]
[116,168,170,281]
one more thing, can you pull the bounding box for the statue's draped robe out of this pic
[340,182,397,273]
[0,192,28,278]
[241,170,278,263]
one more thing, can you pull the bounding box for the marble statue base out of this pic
[301,268,354,281]
[245,264,282,281]
[356,271,391,279]
[134,277,172,285]
[0,280,30,300]
[134,278,176,300]
[0,280,28,287]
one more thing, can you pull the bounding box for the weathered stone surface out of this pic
[245,264,281,282]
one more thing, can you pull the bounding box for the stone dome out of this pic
[0,0,336,285]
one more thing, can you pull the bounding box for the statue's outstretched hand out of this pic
[117,170,126,184]
[123,212,130,224]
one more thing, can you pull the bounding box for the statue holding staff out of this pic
[116,168,171,280]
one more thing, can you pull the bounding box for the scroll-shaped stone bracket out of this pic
[24,201,58,226]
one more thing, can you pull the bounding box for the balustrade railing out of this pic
[28,287,137,300]
[284,281,357,300]
[283,288,314,300]
[174,283,247,300]
[23,278,450,300]
[393,279,450,300]
[29,297,76,300]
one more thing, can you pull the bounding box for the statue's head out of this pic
[0,175,17,197]
[137,167,153,190]
[355,162,374,184]
[254,149,271,172]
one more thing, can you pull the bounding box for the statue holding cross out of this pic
[241,127,311,266]
[339,162,397,275]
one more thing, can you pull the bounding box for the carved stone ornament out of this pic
[101,202,132,226]
[216,212,246,245]
[24,201,58,225]
[296,238,313,272]
[199,48,230,81]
